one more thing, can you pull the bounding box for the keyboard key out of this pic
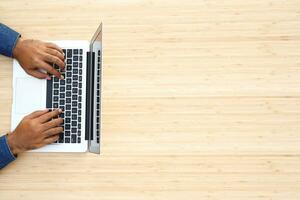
[78,110,81,115]
[73,69,78,74]
[66,104,71,110]
[60,93,65,98]
[60,87,65,92]
[67,59,72,64]
[78,103,81,109]
[53,96,59,101]
[66,98,71,103]
[54,90,59,95]
[66,91,71,97]
[59,105,64,111]
[72,115,77,120]
[67,72,72,77]
[78,131,81,136]
[72,88,78,93]
[77,137,81,143]
[72,101,77,106]
[78,124,81,129]
[65,137,70,143]
[73,62,78,68]
[66,85,71,90]
[79,69,82,75]
[54,83,59,88]
[72,121,77,126]
[67,49,72,58]
[73,82,78,87]
[71,134,76,143]
[59,112,64,118]
[59,100,65,105]
[67,78,71,84]
[53,103,58,108]
[79,56,82,61]
[54,77,59,82]
[66,65,72,71]
[73,75,78,80]
[58,133,64,143]
[79,63,82,68]
[65,118,70,123]
[65,131,70,136]
[72,108,77,113]
[60,80,65,85]
[71,128,77,133]
[73,56,78,61]
[74,49,78,54]
[80,49,83,54]
[66,111,71,117]
[78,117,81,122]
[72,95,78,100]
[65,124,71,130]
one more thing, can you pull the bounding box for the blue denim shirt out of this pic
[0,23,20,169]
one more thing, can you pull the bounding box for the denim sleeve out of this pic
[0,23,21,57]
[0,135,16,169]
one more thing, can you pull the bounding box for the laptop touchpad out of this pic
[15,78,44,114]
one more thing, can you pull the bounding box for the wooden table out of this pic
[1,0,300,199]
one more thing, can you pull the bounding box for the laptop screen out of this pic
[87,23,102,154]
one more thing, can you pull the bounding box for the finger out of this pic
[38,108,62,123]
[42,117,63,130]
[29,70,50,80]
[45,42,64,55]
[43,126,63,138]
[39,61,63,79]
[45,48,65,62]
[44,53,65,69]
[44,134,60,144]
[26,109,50,119]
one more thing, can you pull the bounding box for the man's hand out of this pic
[7,109,64,155]
[13,38,65,80]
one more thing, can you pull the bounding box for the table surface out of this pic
[1,0,300,199]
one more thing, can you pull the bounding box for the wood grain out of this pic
[0,0,300,199]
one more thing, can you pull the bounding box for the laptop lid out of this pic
[86,23,102,154]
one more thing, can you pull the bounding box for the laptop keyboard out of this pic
[96,50,101,144]
[46,48,83,144]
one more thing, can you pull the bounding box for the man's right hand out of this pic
[7,109,64,155]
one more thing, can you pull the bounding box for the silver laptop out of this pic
[11,23,103,153]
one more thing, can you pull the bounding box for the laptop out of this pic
[11,23,103,153]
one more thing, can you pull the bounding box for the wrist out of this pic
[7,132,23,155]
[12,37,23,59]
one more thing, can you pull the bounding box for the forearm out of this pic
[0,23,21,57]
[0,135,16,169]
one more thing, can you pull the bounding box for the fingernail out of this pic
[58,109,62,113]
[46,76,51,80]
[60,75,64,80]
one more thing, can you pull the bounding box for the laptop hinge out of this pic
[85,51,95,141]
